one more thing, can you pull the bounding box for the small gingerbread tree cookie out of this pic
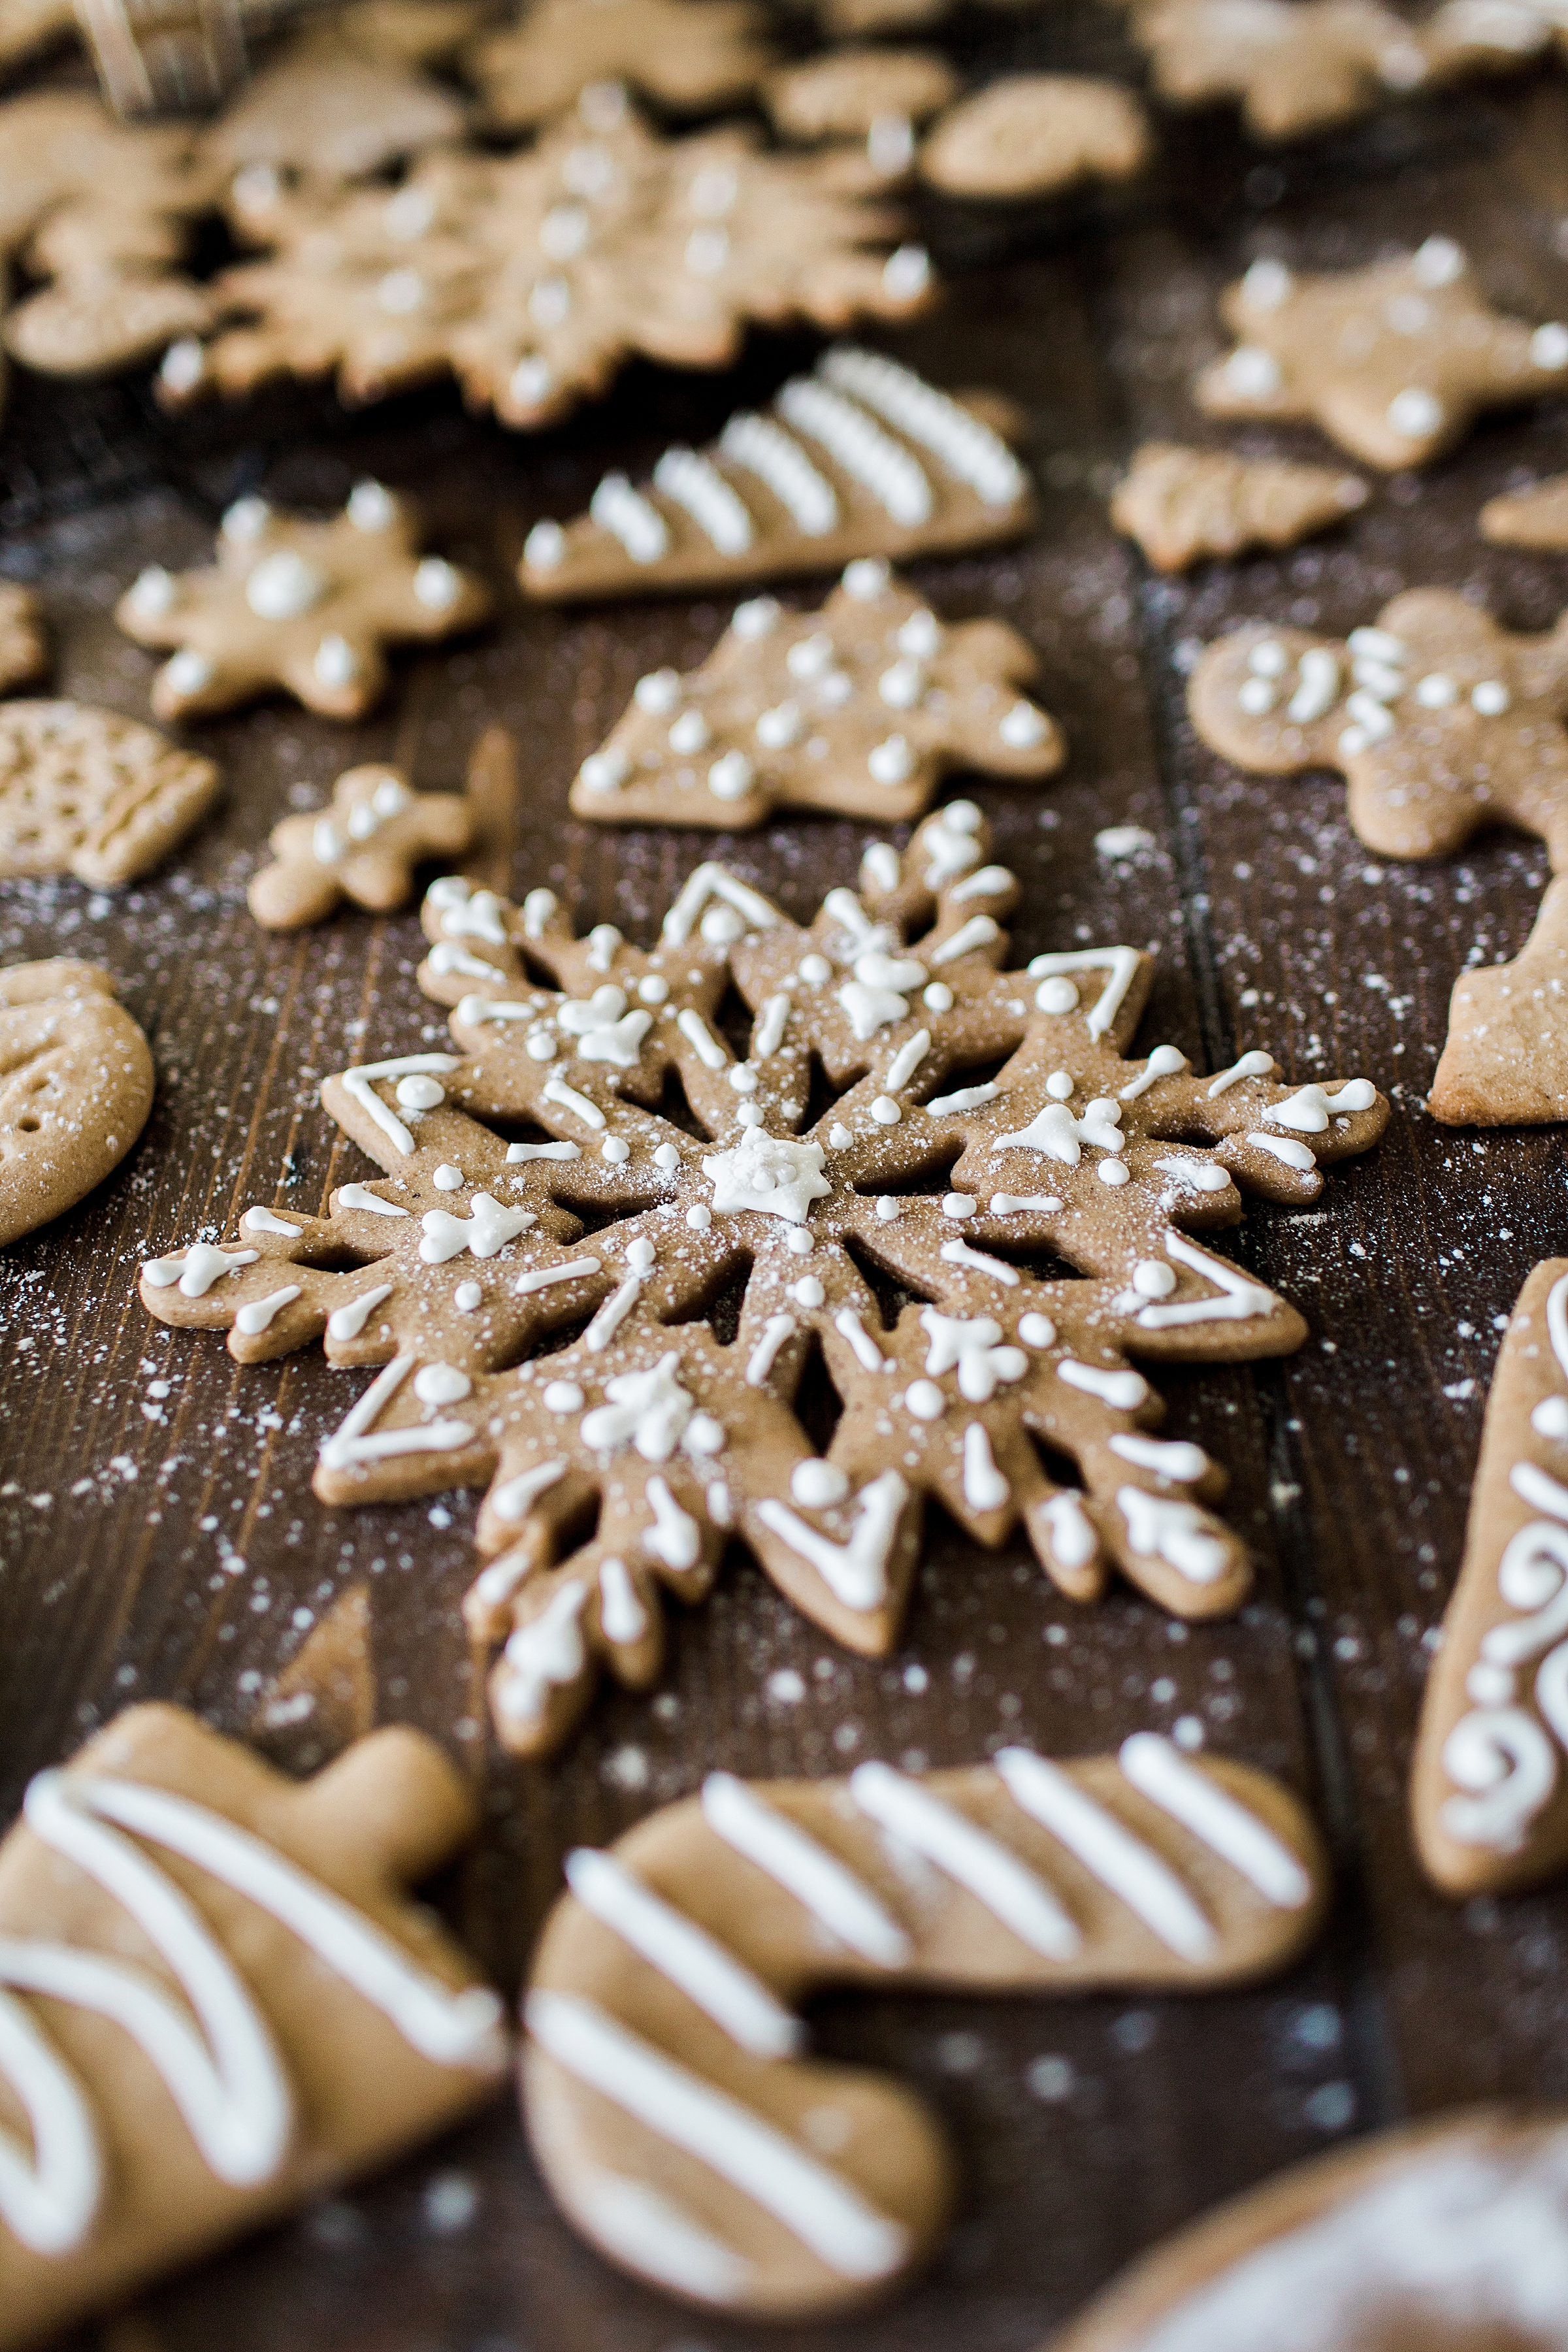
[139,808,1386,1759]
[114,482,489,724]
[1195,238,1568,470]
[570,561,1062,828]
[1188,589,1568,1125]
[1110,442,1367,572]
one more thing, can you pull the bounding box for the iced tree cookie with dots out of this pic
[1194,238,1568,470]
[470,1,777,130]
[1411,1259,1568,1898]
[519,346,1034,601]
[1189,589,1568,1125]
[0,962,153,1249]
[0,1703,506,2350]
[0,582,45,693]
[0,702,220,885]
[1052,2107,1568,2352]
[570,561,1062,828]
[137,807,1386,1759]
[114,483,489,725]
[523,1737,1325,2317]
[157,92,933,433]
[1109,443,1367,573]
[919,75,1152,202]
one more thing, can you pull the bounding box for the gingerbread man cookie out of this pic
[470,0,776,129]
[1480,471,1568,547]
[0,702,220,885]
[0,1704,505,2350]
[1189,589,1568,1124]
[519,346,1034,602]
[114,483,489,725]
[0,582,44,693]
[920,75,1153,201]
[1109,442,1367,572]
[139,808,1386,1760]
[1196,238,1568,469]
[0,961,153,1249]
[570,562,1062,828]
[523,1737,1325,2317]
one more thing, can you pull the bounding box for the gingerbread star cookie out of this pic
[114,483,489,725]
[570,561,1063,828]
[0,702,220,885]
[921,75,1153,201]
[1189,589,1568,1124]
[1480,471,1568,546]
[1110,442,1367,571]
[523,1737,1325,2317]
[0,1703,506,2349]
[1196,238,1568,470]
[0,582,45,693]
[1052,2108,1568,2352]
[519,346,1034,602]
[139,806,1386,1761]
[0,961,153,1249]
[470,0,776,131]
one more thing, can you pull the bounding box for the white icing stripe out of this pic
[1206,1049,1275,1098]
[929,915,999,967]
[579,2171,751,2304]
[585,1273,642,1351]
[849,1762,1080,1961]
[775,378,932,527]
[834,1306,888,1372]
[819,348,1026,508]
[700,1774,910,1966]
[746,1312,795,1387]
[653,446,754,556]
[752,994,790,1058]
[677,1009,728,1070]
[527,1993,907,2281]
[497,1581,587,1724]
[718,412,839,536]
[542,1077,606,1129]
[1549,1272,1568,1386]
[591,473,669,565]
[1028,947,1140,1038]
[993,1748,1216,1963]
[1119,1734,1313,1908]
[336,1184,408,1218]
[492,1460,566,1522]
[318,1353,474,1472]
[940,1237,1018,1284]
[885,1028,930,1090]
[0,1984,100,2253]
[1119,1045,1188,1102]
[1245,1130,1315,1171]
[515,1255,602,1296]
[326,1282,394,1342]
[1514,1459,1568,1524]
[339,1054,459,1156]
[565,1848,802,2059]
[241,1207,302,1237]
[235,1285,301,1336]
[756,1470,906,1613]
[1134,1230,1278,1331]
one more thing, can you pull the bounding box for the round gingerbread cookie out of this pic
[0,960,153,1247]
[921,75,1152,201]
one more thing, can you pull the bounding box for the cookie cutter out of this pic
[74,0,333,115]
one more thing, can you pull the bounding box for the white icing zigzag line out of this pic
[1134,1231,1281,1331]
[338,1054,460,1157]
[318,1353,475,1473]
[755,1469,907,1612]
[1028,947,1141,1038]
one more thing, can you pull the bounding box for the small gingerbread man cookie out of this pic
[115,482,490,724]
[921,75,1153,201]
[0,960,154,1248]
[1196,238,1568,470]
[1111,442,1367,571]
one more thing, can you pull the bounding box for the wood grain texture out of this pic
[3,23,1568,2352]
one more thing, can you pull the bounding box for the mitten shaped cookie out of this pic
[0,961,153,1247]
[0,1704,506,2349]
[524,1737,1326,2317]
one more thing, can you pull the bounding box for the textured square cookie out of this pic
[0,702,220,885]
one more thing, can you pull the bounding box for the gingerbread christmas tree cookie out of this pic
[1110,442,1367,572]
[519,346,1034,602]
[524,1738,1325,2318]
[0,702,220,884]
[570,562,1062,828]
[1188,589,1568,1124]
[0,961,153,1248]
[1195,238,1568,469]
[114,483,489,724]
[139,807,1386,1759]
[470,0,776,130]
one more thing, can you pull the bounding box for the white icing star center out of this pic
[702,1126,830,1224]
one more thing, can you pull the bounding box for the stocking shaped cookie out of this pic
[519,346,1034,602]
[1195,238,1568,469]
[1110,443,1367,573]
[570,562,1062,827]
[0,961,153,1247]
[0,1704,506,2349]
[1189,589,1568,1125]
[114,483,489,724]
[523,1735,1326,2317]
[139,807,1386,1761]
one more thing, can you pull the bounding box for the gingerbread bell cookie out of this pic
[0,702,220,885]
[920,75,1153,201]
[1189,589,1568,1125]
[571,562,1062,828]
[519,346,1034,602]
[1110,443,1367,572]
[0,582,44,693]
[1052,2107,1568,2352]
[114,483,489,725]
[1411,1260,1568,1898]
[0,1703,506,2349]
[0,962,153,1249]
[1196,238,1568,469]
[470,0,776,129]
[523,1737,1325,2317]
[139,807,1386,1760]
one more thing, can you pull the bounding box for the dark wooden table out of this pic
[5,18,1568,2351]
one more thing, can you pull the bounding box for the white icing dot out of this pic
[1241,257,1293,308]
[414,1362,471,1405]
[413,558,461,612]
[635,668,681,713]
[789,1277,825,1307]
[732,596,780,639]
[687,1205,712,1231]
[1223,345,1282,399]
[687,1413,726,1456]
[791,1460,849,1507]
[842,557,890,599]
[756,701,802,749]
[1019,1311,1055,1347]
[827,1123,853,1150]
[164,650,213,696]
[942,1194,977,1220]
[626,1239,656,1273]
[798,955,832,985]
[433,1164,465,1192]
[1132,1260,1177,1298]
[1247,640,1288,678]
[709,750,755,800]
[639,975,670,1005]
[1414,672,1457,707]
[871,1096,902,1124]
[1046,1071,1074,1101]
[1000,701,1047,749]
[786,1228,814,1256]
[669,708,710,755]
[879,659,924,710]
[1386,386,1444,440]
[653,1141,681,1172]
[1097,1161,1130,1186]
[544,1380,583,1413]
[579,748,627,795]
[603,1136,630,1164]
[1413,234,1464,287]
[510,355,553,408]
[524,519,566,571]
[1036,977,1079,1015]
[1237,677,1276,716]
[906,1380,945,1421]
[378,267,426,314]
[314,634,359,689]
[898,610,941,659]
[455,1281,482,1311]
[923,983,954,1011]
[868,735,914,786]
[526,1033,557,1062]
[1471,679,1511,715]
[1533,321,1568,370]
[395,1074,445,1110]
[876,1196,899,1222]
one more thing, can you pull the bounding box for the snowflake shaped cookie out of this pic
[571,561,1062,828]
[1196,238,1568,470]
[1190,589,1568,1125]
[139,810,1386,1757]
[470,1,777,130]
[114,483,489,724]
[159,94,932,433]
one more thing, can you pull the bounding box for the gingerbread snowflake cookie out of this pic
[1189,589,1568,1124]
[0,961,153,1249]
[1110,442,1367,572]
[0,702,220,885]
[0,1703,505,2346]
[1196,238,1568,470]
[139,807,1386,1759]
[571,563,1062,828]
[525,1737,1324,2319]
[0,581,45,693]
[471,1,776,129]
[115,483,489,725]
[519,346,1034,602]
[920,75,1153,201]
